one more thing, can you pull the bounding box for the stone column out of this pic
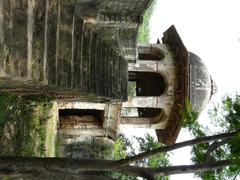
[104,103,121,140]
[122,96,174,109]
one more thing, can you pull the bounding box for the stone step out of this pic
[81,27,91,92]
[0,0,129,101]
[122,59,128,100]
[71,17,84,89]
[108,49,114,98]
[89,32,98,93]
[95,40,102,95]
[1,1,28,78]
[57,5,74,88]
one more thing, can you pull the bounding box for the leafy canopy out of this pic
[114,134,170,180]
[189,95,240,179]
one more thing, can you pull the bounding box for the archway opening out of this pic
[121,107,162,118]
[137,108,162,118]
[121,108,164,125]
[128,71,166,96]
[138,53,161,60]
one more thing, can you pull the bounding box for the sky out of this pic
[150,0,240,97]
[149,0,240,179]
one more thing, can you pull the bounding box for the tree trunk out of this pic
[1,131,239,180]
[0,157,237,180]
[0,156,154,180]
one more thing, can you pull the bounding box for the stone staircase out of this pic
[0,0,131,102]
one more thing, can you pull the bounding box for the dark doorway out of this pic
[128,71,166,96]
[138,53,163,60]
[121,107,162,118]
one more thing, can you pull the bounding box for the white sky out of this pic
[150,0,240,97]
[149,0,240,179]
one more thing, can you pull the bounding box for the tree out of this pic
[113,134,170,180]
[1,95,240,180]
[138,0,157,43]
[189,95,240,179]
[1,130,240,179]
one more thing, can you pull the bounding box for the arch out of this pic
[120,107,165,125]
[138,45,165,60]
[128,71,167,96]
[138,108,162,118]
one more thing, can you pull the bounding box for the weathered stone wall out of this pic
[0,0,154,178]
[55,101,121,158]
[0,0,151,101]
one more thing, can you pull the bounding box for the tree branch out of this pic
[0,131,239,179]
[232,170,240,180]
[118,166,156,180]
[151,159,234,176]
[0,157,238,179]
[115,130,239,167]
[205,138,230,162]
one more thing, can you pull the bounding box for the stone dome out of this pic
[189,52,216,113]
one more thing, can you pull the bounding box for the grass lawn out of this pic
[0,94,54,157]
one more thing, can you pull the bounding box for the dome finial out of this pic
[211,77,218,96]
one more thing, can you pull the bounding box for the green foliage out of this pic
[229,133,240,154]
[0,94,53,157]
[114,137,128,160]
[137,0,157,43]
[55,135,63,157]
[128,81,136,96]
[180,99,205,137]
[222,95,240,131]
[91,142,114,159]
[180,99,199,127]
[187,95,240,179]
[134,134,170,170]
[178,96,240,179]
[113,134,170,180]
[113,135,139,179]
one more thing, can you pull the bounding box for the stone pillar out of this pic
[122,96,173,109]
[121,96,173,129]
[104,103,121,140]
[128,60,174,73]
